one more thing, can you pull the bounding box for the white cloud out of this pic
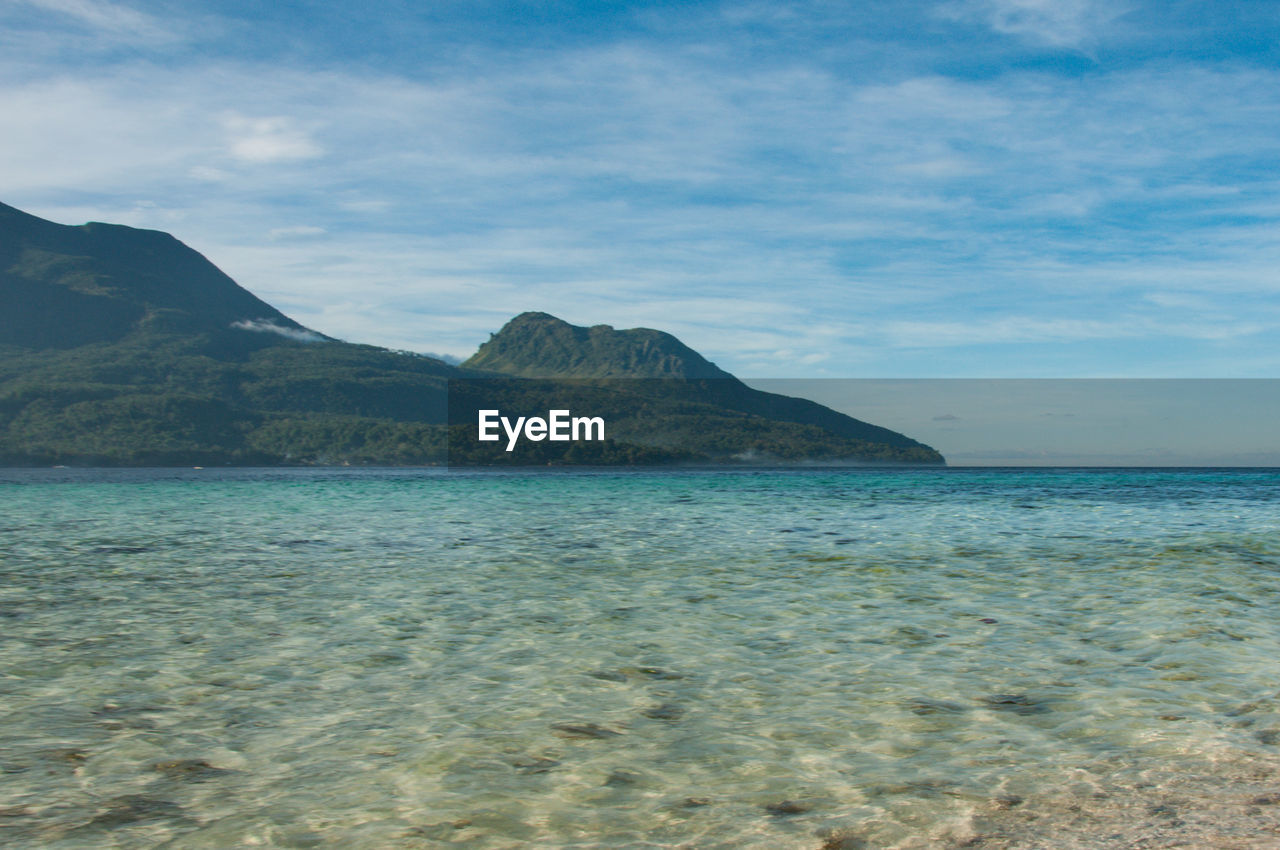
[937,0,1130,48]
[230,319,325,343]
[189,165,231,182]
[224,114,323,163]
[268,225,326,241]
[15,0,170,39]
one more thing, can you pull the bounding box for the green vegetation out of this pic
[0,335,452,466]
[447,378,944,465]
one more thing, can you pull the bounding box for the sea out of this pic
[2,467,1279,849]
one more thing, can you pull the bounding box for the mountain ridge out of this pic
[0,201,943,466]
[0,200,314,350]
[462,312,934,453]
[465,311,734,380]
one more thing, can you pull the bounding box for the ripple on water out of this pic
[1,468,1279,848]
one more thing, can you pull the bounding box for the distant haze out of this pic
[746,380,1280,466]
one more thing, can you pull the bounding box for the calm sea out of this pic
[2,467,1279,849]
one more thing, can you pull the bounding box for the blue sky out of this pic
[3,0,1280,377]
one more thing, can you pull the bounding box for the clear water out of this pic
[2,467,1280,849]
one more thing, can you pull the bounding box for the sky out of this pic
[3,0,1280,378]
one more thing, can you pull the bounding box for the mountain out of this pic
[0,201,943,466]
[465,311,733,379]
[0,200,312,349]
[0,202,461,465]
[462,312,938,457]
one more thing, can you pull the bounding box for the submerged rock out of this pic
[605,769,643,786]
[86,795,186,828]
[981,694,1050,715]
[763,799,811,816]
[818,833,869,850]
[151,759,232,781]
[551,722,622,739]
[587,670,628,682]
[407,819,472,840]
[511,756,560,774]
[908,698,967,715]
[641,702,684,721]
[625,666,686,680]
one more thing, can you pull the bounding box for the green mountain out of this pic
[0,201,459,465]
[0,200,312,349]
[462,312,938,458]
[0,202,943,466]
[465,311,733,379]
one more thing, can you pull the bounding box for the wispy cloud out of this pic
[17,0,166,36]
[230,319,325,343]
[2,2,1279,375]
[268,225,326,241]
[937,0,1131,48]
[224,114,323,163]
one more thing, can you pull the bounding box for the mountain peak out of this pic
[464,312,734,379]
[0,200,315,349]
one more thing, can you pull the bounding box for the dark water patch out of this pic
[91,702,171,718]
[621,666,685,680]
[47,748,89,764]
[605,768,643,786]
[586,669,628,682]
[641,702,684,721]
[889,626,936,646]
[365,652,409,666]
[152,759,233,782]
[408,819,473,839]
[817,831,870,849]
[907,698,968,716]
[551,722,622,739]
[763,799,811,816]
[866,778,960,800]
[511,756,560,774]
[83,795,189,829]
[980,694,1051,715]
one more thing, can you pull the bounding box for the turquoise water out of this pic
[2,467,1280,848]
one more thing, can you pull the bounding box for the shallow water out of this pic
[2,467,1279,848]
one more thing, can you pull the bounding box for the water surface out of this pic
[2,467,1279,848]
